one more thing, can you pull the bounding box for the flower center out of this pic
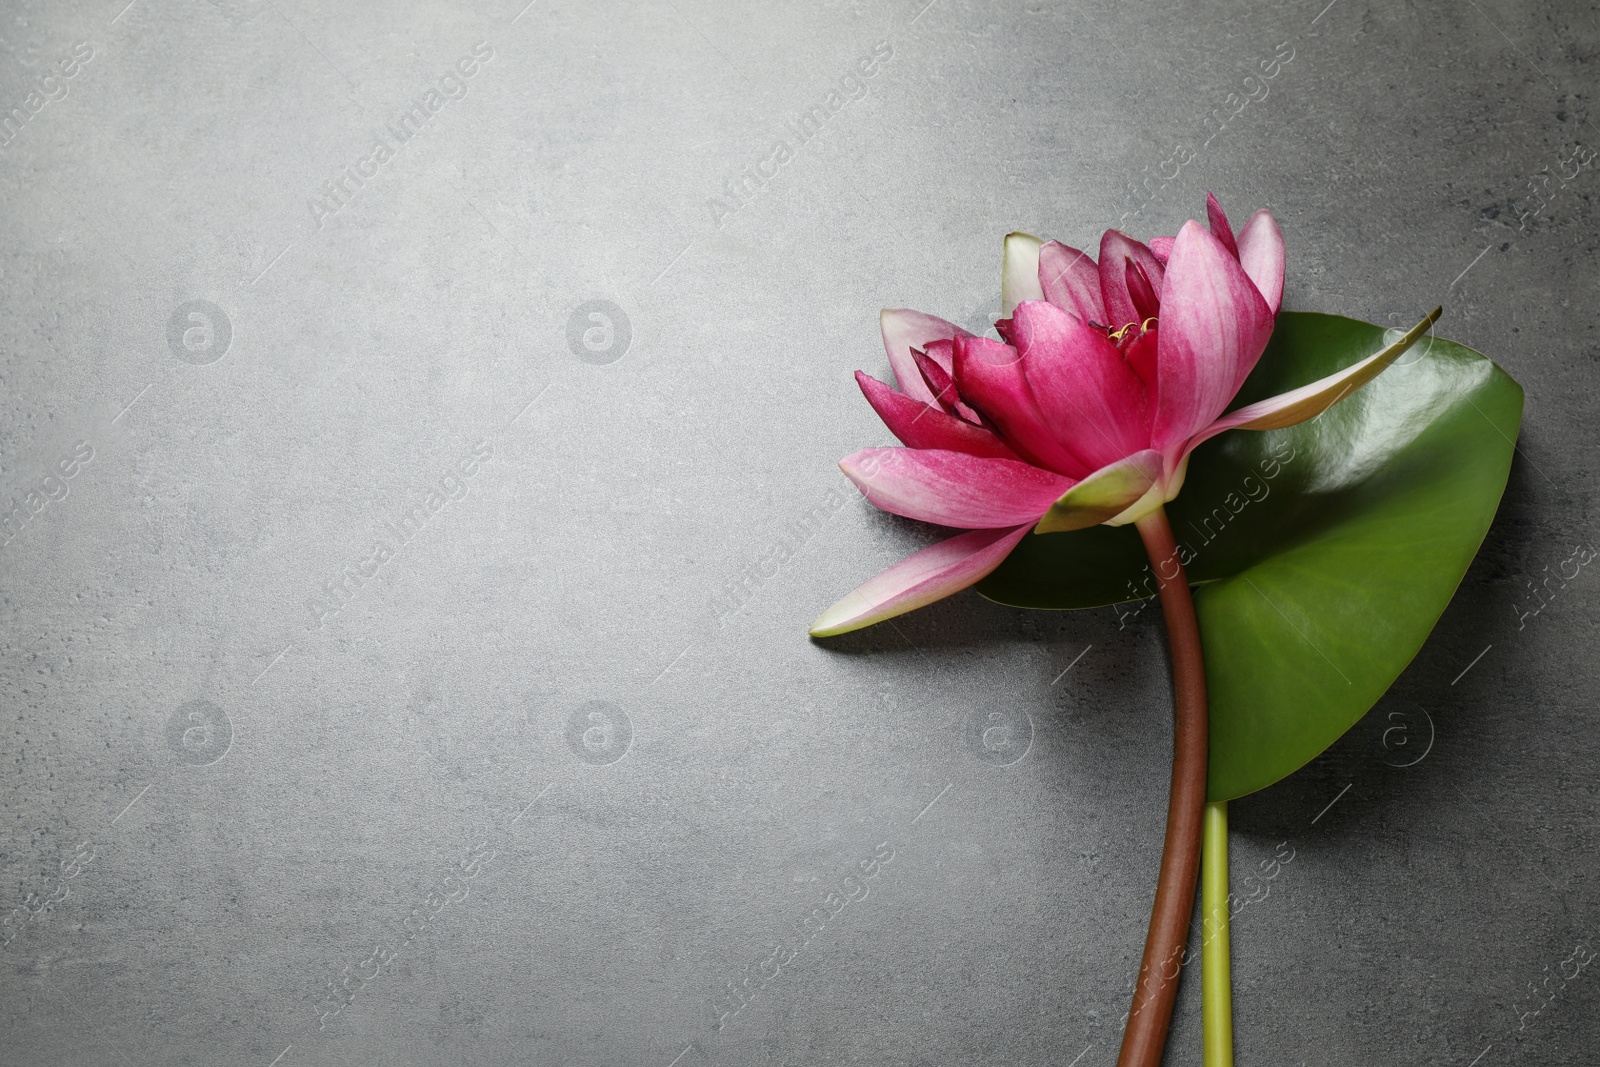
[1105,316,1158,350]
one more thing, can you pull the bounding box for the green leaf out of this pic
[976,312,1524,800]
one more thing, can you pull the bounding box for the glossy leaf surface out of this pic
[977,312,1524,799]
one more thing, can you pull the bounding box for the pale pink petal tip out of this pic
[879,308,967,408]
[809,524,1032,636]
[1235,209,1286,314]
[1182,307,1441,458]
[1205,192,1239,259]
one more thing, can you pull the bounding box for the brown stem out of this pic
[1116,505,1209,1067]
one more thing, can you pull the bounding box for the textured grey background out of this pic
[0,0,1595,1064]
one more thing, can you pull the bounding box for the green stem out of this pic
[1202,801,1234,1067]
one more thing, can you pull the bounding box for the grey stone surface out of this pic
[0,0,1596,1064]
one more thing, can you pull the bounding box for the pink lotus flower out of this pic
[812,194,1434,636]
